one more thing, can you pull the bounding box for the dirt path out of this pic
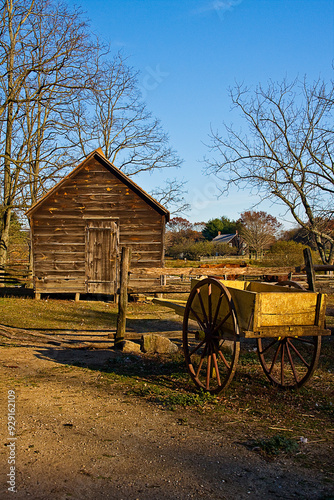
[1,340,333,500]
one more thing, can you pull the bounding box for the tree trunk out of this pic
[0,1,14,266]
[0,208,12,266]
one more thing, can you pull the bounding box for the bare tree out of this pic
[0,2,185,265]
[150,178,189,215]
[238,210,282,260]
[206,77,334,264]
[0,0,100,264]
[0,0,36,264]
[65,52,186,213]
[68,54,182,176]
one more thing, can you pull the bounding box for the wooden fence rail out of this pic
[1,258,333,294]
[0,263,32,288]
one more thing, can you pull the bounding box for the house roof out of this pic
[25,149,170,221]
[212,233,238,244]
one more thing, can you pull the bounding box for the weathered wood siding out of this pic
[30,156,167,294]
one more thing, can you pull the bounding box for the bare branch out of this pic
[205,77,334,264]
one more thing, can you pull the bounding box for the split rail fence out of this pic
[0,262,32,288]
[0,255,333,295]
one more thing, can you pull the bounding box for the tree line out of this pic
[166,212,320,265]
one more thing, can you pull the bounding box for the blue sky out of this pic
[75,0,334,227]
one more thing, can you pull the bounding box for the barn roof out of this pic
[25,149,170,221]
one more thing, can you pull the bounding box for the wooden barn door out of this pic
[85,220,118,294]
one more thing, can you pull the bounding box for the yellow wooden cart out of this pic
[154,277,330,394]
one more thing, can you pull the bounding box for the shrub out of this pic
[166,241,239,260]
[214,243,238,256]
[264,241,311,267]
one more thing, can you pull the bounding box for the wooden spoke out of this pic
[287,339,310,368]
[195,348,207,378]
[197,288,209,327]
[206,353,212,390]
[212,292,224,327]
[268,341,282,374]
[259,338,279,356]
[212,352,221,386]
[281,344,285,385]
[293,337,317,346]
[211,310,233,337]
[218,347,232,370]
[208,284,213,325]
[212,338,231,370]
[189,306,206,332]
[189,338,206,357]
[183,277,240,394]
[286,342,299,384]
[257,335,321,389]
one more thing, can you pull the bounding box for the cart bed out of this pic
[153,279,330,338]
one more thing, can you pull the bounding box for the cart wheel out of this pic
[183,277,240,394]
[257,335,321,389]
[258,279,321,388]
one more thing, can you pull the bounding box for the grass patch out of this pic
[249,434,299,457]
[0,296,181,333]
[70,351,217,410]
[0,297,118,330]
[129,385,219,410]
[160,389,219,409]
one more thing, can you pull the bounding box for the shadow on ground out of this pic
[33,344,189,392]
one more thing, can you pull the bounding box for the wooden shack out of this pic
[26,149,170,299]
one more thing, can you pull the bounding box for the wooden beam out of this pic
[313,264,334,272]
[303,248,316,291]
[127,284,190,294]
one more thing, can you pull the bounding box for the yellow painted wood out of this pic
[221,280,249,290]
[216,279,326,331]
[243,325,331,338]
[226,287,257,331]
[152,298,186,317]
[258,293,316,325]
[246,282,305,293]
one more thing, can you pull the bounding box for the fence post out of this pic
[155,274,167,299]
[114,247,131,348]
[303,248,316,292]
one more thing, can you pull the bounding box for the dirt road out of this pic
[1,341,333,500]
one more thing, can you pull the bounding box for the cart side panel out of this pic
[247,282,306,293]
[226,287,257,332]
[219,280,250,291]
[314,293,327,328]
[258,292,323,327]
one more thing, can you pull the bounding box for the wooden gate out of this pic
[85,220,118,294]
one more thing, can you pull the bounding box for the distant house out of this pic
[212,232,246,255]
[26,149,170,299]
